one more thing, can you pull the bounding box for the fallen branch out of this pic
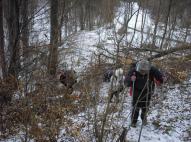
[148,44,191,60]
[121,44,191,60]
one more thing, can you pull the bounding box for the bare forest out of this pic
[0,0,191,141]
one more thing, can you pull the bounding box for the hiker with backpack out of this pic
[103,68,114,82]
[124,59,163,127]
[57,69,77,94]
[109,67,125,103]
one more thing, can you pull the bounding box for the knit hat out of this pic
[136,60,151,72]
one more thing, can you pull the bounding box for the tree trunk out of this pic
[160,0,172,49]
[48,0,59,75]
[129,3,140,47]
[140,2,148,48]
[58,0,65,44]
[74,5,78,32]
[183,26,189,43]
[87,0,93,30]
[152,0,161,47]
[0,0,7,78]
[79,3,85,30]
[21,0,29,54]
[165,14,176,49]
[7,0,20,78]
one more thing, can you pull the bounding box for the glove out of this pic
[155,80,161,86]
[131,75,136,81]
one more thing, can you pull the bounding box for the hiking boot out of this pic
[131,123,136,128]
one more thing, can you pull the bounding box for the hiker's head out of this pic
[136,59,150,75]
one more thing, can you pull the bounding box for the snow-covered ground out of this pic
[55,28,190,141]
[2,1,191,142]
[55,79,190,141]
[40,2,191,141]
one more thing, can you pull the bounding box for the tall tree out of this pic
[0,0,6,78]
[152,0,161,47]
[160,0,173,49]
[7,0,20,77]
[21,0,29,55]
[79,0,86,30]
[48,0,59,75]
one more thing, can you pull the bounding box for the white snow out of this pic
[2,1,191,142]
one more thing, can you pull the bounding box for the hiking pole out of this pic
[138,75,149,142]
[131,72,136,97]
[132,80,135,97]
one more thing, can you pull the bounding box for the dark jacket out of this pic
[124,66,163,107]
[60,70,77,89]
[103,69,113,82]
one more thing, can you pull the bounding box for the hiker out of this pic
[124,59,163,127]
[57,69,77,94]
[103,68,113,82]
[109,67,125,103]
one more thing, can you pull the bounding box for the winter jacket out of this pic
[59,70,77,89]
[103,69,113,82]
[124,66,163,107]
[125,66,163,96]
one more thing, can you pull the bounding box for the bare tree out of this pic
[0,0,6,78]
[129,2,140,47]
[140,2,148,47]
[6,0,20,78]
[20,0,29,56]
[48,0,59,75]
[152,0,161,47]
[160,0,173,49]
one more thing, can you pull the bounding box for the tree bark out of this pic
[129,3,140,47]
[152,0,161,47]
[0,0,7,78]
[140,5,147,48]
[160,0,172,49]
[21,0,29,53]
[48,0,59,75]
[79,3,85,30]
[7,0,20,78]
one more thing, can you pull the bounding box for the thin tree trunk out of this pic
[152,0,161,47]
[79,3,85,30]
[160,0,172,49]
[48,0,59,75]
[7,0,20,77]
[87,0,93,30]
[183,26,189,43]
[58,0,65,44]
[165,14,176,49]
[21,0,29,69]
[140,8,147,48]
[129,3,140,47]
[74,5,77,32]
[0,0,7,78]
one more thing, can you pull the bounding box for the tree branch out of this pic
[148,44,191,60]
[121,44,191,60]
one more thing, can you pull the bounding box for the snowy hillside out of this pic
[55,28,191,142]
[50,1,191,142]
[1,1,190,142]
